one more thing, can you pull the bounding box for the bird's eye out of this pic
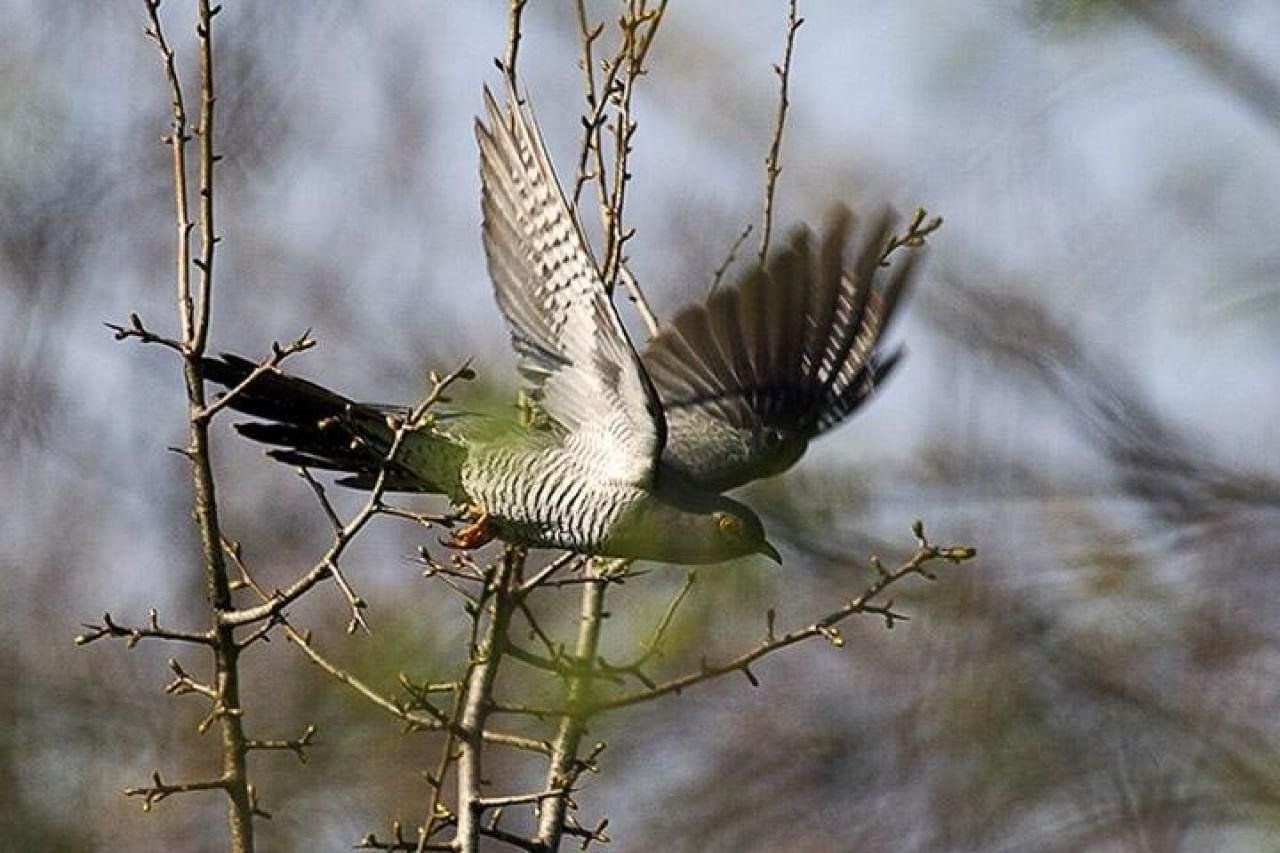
[717,514,742,535]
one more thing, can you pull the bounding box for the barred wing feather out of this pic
[475,85,665,485]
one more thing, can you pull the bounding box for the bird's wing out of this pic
[641,206,920,492]
[476,85,664,484]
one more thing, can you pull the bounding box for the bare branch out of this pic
[571,0,618,209]
[880,207,943,266]
[164,658,219,699]
[125,771,227,812]
[709,223,754,292]
[377,504,457,531]
[758,0,803,264]
[477,786,573,811]
[244,725,318,764]
[597,570,696,683]
[193,330,315,423]
[535,561,610,847]
[586,530,975,715]
[456,548,523,851]
[225,542,444,734]
[117,4,259,847]
[105,312,184,352]
[357,822,453,852]
[499,0,529,88]
[75,609,214,648]
[600,1,669,340]
[616,264,661,338]
[191,0,219,354]
[518,551,583,594]
[141,0,195,342]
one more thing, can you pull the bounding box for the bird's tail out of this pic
[202,354,467,497]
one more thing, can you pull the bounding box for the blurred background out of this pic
[3,0,1279,850]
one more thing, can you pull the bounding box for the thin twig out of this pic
[477,786,573,811]
[709,223,753,292]
[141,0,194,343]
[600,570,696,679]
[165,658,219,699]
[519,551,582,594]
[571,0,618,209]
[244,725,318,764]
[587,533,974,715]
[125,771,228,812]
[879,207,942,266]
[377,504,456,530]
[500,0,529,88]
[600,0,669,341]
[758,0,803,265]
[616,264,661,338]
[191,0,218,354]
[193,331,315,423]
[230,542,551,763]
[106,312,184,352]
[485,530,976,722]
[75,609,214,648]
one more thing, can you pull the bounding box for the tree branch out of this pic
[758,0,803,265]
[75,609,214,648]
[586,529,974,715]
[600,0,668,339]
[244,725,318,764]
[125,771,227,813]
[499,0,529,88]
[708,222,753,292]
[534,561,609,849]
[193,331,315,423]
[455,549,522,852]
[135,1,259,847]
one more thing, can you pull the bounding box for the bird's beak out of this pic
[757,540,783,564]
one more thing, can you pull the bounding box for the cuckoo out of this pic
[203,86,921,565]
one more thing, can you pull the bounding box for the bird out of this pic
[202,85,921,566]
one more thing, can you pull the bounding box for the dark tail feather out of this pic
[203,354,454,494]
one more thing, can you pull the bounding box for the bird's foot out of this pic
[440,510,494,550]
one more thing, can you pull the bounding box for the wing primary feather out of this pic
[640,204,923,490]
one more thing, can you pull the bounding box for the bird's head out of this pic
[603,491,781,566]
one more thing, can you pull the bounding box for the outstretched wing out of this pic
[642,206,919,492]
[475,85,664,484]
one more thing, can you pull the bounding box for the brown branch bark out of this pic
[758,0,803,265]
[534,562,608,849]
[183,1,256,847]
[455,549,522,852]
[142,0,258,847]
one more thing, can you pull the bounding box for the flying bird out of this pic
[203,86,921,565]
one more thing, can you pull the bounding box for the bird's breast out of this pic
[460,440,645,552]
